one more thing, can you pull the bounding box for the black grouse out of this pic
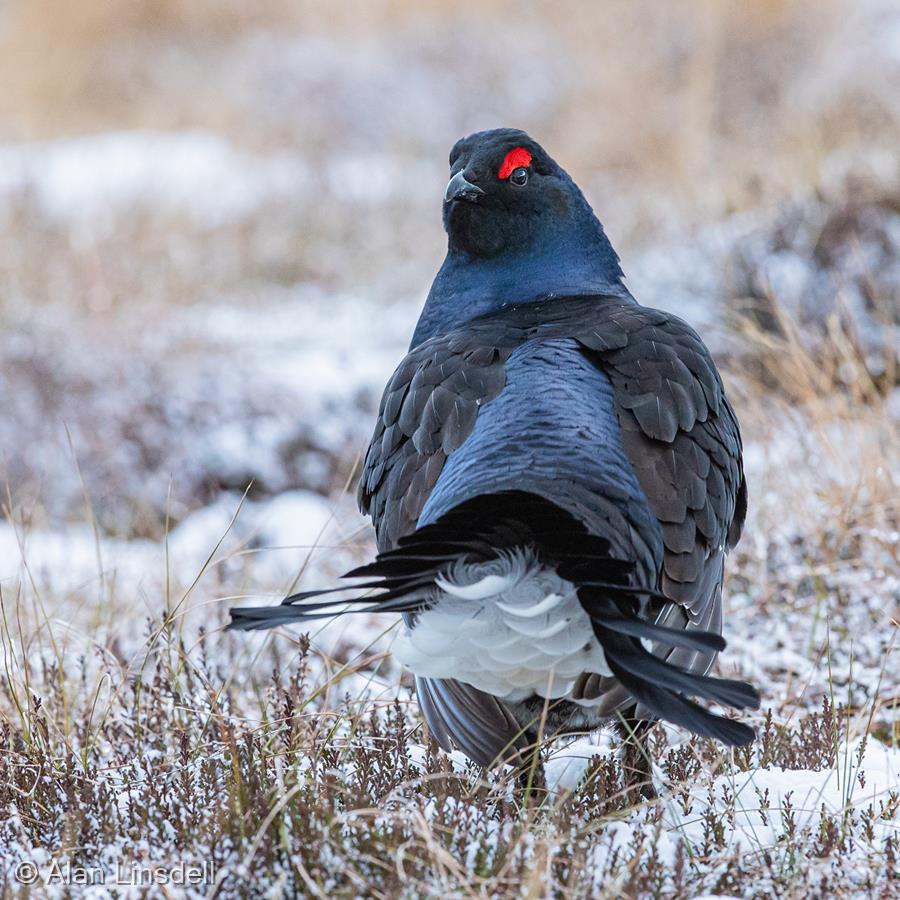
[230,128,759,792]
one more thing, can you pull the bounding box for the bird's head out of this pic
[441,128,615,264]
[443,129,570,258]
[413,128,629,346]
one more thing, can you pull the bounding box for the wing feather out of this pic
[356,295,748,753]
[577,307,746,631]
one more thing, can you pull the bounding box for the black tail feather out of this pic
[593,614,726,654]
[601,634,760,710]
[228,575,437,632]
[606,655,756,746]
[228,595,428,631]
[228,489,759,749]
[596,622,759,746]
[278,580,390,603]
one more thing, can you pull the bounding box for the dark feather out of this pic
[597,628,760,710]
[236,290,754,757]
[607,657,756,746]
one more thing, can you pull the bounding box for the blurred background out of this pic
[1,0,897,542]
[0,2,897,886]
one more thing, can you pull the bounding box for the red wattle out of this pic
[498,147,532,180]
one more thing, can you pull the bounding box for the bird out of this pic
[230,128,759,795]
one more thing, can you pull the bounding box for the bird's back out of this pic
[418,335,662,579]
[356,294,749,755]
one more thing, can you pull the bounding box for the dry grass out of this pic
[0,557,895,897]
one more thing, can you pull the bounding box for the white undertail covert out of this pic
[393,549,612,703]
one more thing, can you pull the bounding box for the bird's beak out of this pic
[444,170,485,204]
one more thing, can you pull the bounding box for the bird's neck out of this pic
[412,210,631,348]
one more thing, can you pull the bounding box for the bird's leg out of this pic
[615,712,658,804]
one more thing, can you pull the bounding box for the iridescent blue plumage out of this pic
[412,127,629,347]
[230,128,757,781]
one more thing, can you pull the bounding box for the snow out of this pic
[0,281,418,534]
[0,131,311,228]
[544,734,900,884]
[545,734,616,794]
[671,738,900,857]
[0,487,371,660]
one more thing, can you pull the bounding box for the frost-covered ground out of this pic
[0,473,897,897]
[1,1,899,897]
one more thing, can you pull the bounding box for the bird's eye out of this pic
[509,167,529,187]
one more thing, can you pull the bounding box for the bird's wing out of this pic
[414,675,530,767]
[358,327,518,552]
[363,297,746,581]
[359,296,624,549]
[575,302,747,690]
